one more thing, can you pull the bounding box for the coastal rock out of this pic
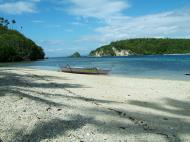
[112,47,130,56]
[90,46,131,57]
[69,52,81,58]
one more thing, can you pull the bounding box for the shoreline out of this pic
[0,54,189,82]
[89,53,190,57]
[2,66,190,82]
[110,73,190,82]
[0,67,190,142]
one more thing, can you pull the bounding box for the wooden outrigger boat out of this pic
[60,65,110,75]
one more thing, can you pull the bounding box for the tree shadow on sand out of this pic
[9,98,190,142]
[1,69,190,142]
[0,69,91,106]
[12,115,93,142]
[0,70,121,107]
[126,98,190,141]
[128,98,190,117]
[0,71,85,89]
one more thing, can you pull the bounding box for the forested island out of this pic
[0,17,45,62]
[90,38,190,56]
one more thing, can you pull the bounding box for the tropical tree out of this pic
[0,17,4,26]
[1,19,10,28]
[12,19,16,24]
[11,19,16,29]
[0,17,45,62]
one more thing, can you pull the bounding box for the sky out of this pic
[0,0,190,57]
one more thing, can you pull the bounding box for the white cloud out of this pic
[71,21,84,26]
[65,29,74,32]
[45,24,62,28]
[65,0,190,43]
[32,20,44,23]
[31,0,41,2]
[0,1,39,14]
[67,0,129,19]
[38,40,65,46]
[77,8,190,43]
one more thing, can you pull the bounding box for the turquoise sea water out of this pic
[1,55,190,81]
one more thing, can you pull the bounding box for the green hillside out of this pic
[0,18,45,62]
[90,38,190,56]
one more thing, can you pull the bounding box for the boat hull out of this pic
[60,67,110,75]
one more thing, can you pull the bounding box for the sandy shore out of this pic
[0,67,190,142]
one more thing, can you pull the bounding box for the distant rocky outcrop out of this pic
[69,52,81,58]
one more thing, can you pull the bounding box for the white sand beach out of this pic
[0,67,190,142]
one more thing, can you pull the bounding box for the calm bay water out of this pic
[1,55,190,81]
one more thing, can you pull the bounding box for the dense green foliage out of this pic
[69,52,81,58]
[0,18,45,62]
[90,38,190,56]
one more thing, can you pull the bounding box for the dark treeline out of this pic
[90,38,190,56]
[0,17,45,62]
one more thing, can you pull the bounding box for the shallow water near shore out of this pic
[1,55,190,81]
